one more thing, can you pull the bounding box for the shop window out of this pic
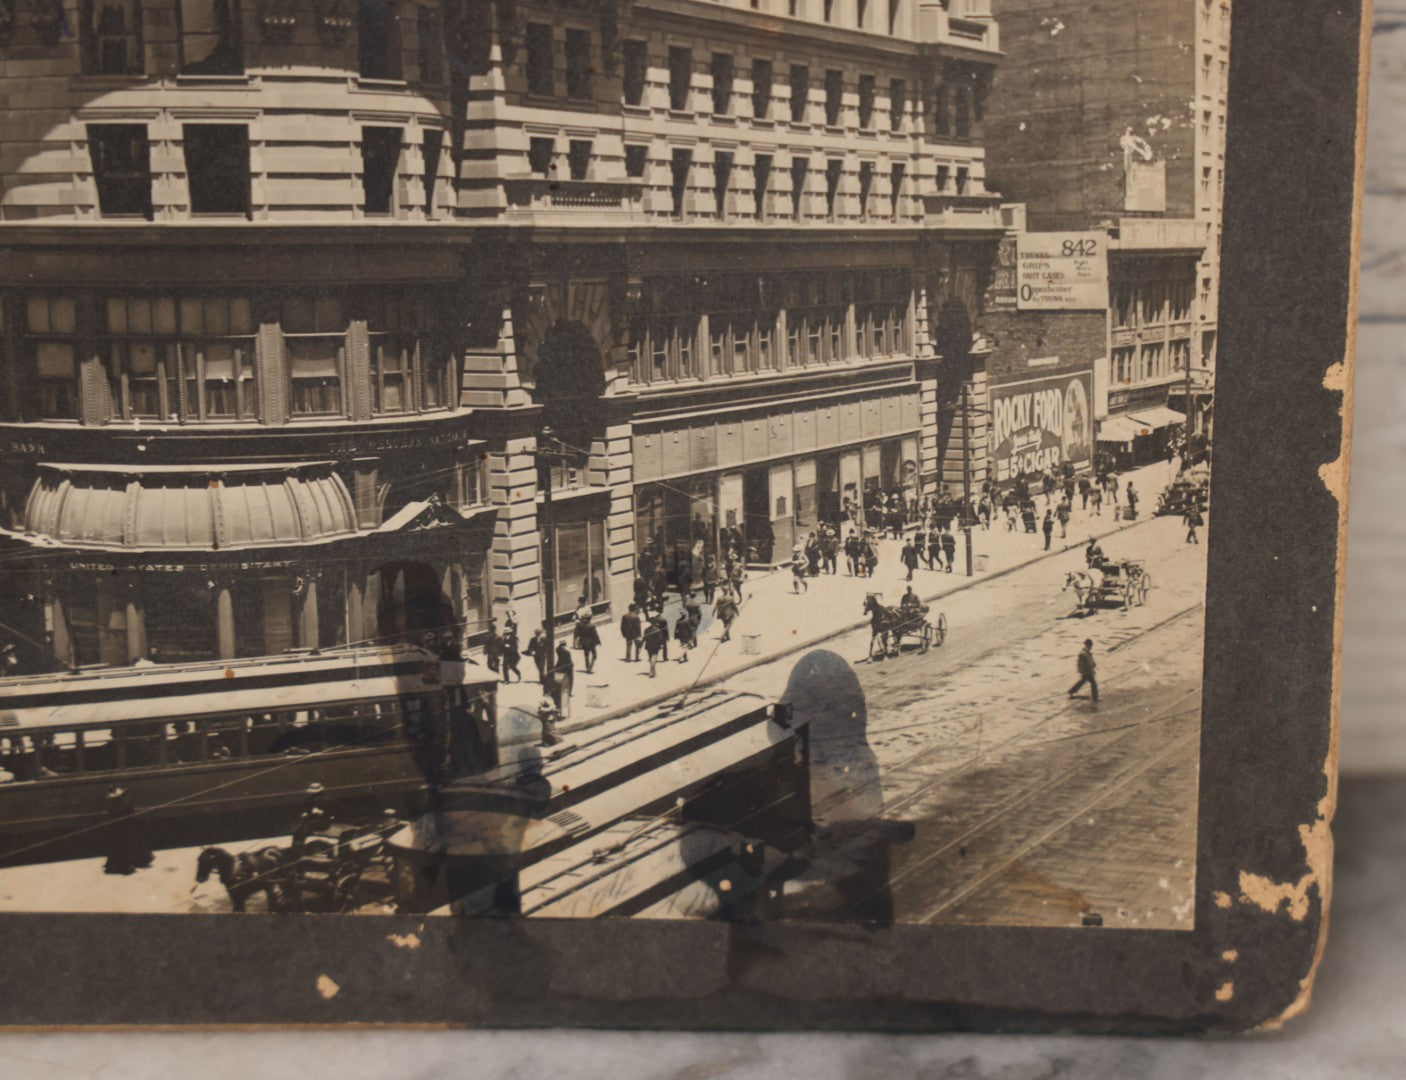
[178,0,244,75]
[890,77,906,131]
[753,153,771,220]
[361,126,402,214]
[790,64,809,122]
[565,27,592,100]
[528,136,554,176]
[87,124,153,218]
[183,124,251,215]
[624,144,648,178]
[713,151,733,219]
[789,156,808,219]
[857,74,876,129]
[145,576,217,664]
[889,161,905,218]
[824,69,844,126]
[421,128,443,214]
[858,160,874,218]
[825,158,842,219]
[525,22,553,95]
[550,519,608,615]
[670,148,691,217]
[282,296,347,416]
[622,39,647,105]
[417,5,444,85]
[711,52,734,116]
[25,298,78,420]
[568,139,593,181]
[668,46,692,110]
[232,575,295,659]
[751,58,773,119]
[80,0,144,76]
[358,0,402,79]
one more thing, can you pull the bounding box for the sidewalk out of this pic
[494,459,1185,745]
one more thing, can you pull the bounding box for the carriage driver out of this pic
[291,782,333,851]
[1084,537,1109,570]
[899,586,924,622]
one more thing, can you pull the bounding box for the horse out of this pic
[863,594,910,659]
[195,845,291,913]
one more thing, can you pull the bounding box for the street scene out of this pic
[0,0,1225,926]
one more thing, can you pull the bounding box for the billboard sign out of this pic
[1016,232,1108,310]
[989,371,1095,484]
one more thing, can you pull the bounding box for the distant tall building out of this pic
[0,1,1004,674]
[980,0,1226,458]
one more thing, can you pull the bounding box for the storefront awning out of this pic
[1128,406,1187,430]
[1096,415,1145,444]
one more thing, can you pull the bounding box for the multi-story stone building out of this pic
[979,0,1227,462]
[0,1,1004,673]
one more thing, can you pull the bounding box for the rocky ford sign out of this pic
[990,372,1094,484]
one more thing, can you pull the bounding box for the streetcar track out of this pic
[914,728,1201,925]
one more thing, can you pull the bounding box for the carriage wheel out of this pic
[919,622,933,654]
[935,612,948,646]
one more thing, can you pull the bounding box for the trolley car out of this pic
[0,646,498,866]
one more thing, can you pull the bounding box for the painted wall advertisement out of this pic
[989,371,1094,484]
[1015,231,1108,310]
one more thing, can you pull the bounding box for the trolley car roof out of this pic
[0,647,495,732]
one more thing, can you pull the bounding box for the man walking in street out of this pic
[1090,485,1103,516]
[526,627,550,686]
[791,547,809,593]
[1184,505,1204,544]
[1055,498,1071,539]
[714,587,739,642]
[620,603,642,661]
[901,537,919,581]
[1126,482,1139,519]
[940,528,957,574]
[1042,510,1054,551]
[483,620,503,675]
[643,614,666,678]
[1069,639,1099,704]
[500,627,522,684]
[928,528,943,572]
[536,697,563,748]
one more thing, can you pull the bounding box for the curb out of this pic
[544,509,1164,739]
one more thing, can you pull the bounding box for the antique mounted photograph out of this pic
[0,0,1358,1032]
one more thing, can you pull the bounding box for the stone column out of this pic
[297,573,319,650]
[216,582,236,660]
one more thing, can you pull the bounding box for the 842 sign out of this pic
[1016,231,1109,310]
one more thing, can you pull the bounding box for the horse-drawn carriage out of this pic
[863,594,948,660]
[1064,560,1152,613]
[1156,477,1209,517]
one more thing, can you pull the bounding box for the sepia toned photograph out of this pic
[0,0,1227,932]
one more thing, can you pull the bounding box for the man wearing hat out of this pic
[537,698,563,748]
[102,784,153,875]
[1068,639,1099,704]
[291,782,333,850]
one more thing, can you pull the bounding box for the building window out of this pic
[825,158,842,219]
[668,46,692,110]
[889,160,905,217]
[1140,281,1167,325]
[627,279,700,384]
[568,139,592,181]
[565,27,592,100]
[528,137,554,176]
[417,5,444,85]
[550,520,609,615]
[954,85,971,138]
[708,276,775,376]
[936,164,949,191]
[80,0,144,75]
[1141,342,1165,382]
[789,156,808,219]
[87,124,153,218]
[753,154,772,220]
[858,74,876,129]
[1112,345,1135,385]
[713,151,733,219]
[752,58,773,118]
[1170,278,1193,322]
[889,77,906,131]
[421,128,443,214]
[182,296,257,420]
[145,575,217,663]
[858,160,874,218]
[670,148,691,217]
[178,0,243,75]
[711,52,734,115]
[955,165,969,193]
[361,126,402,214]
[183,124,251,215]
[824,69,844,126]
[368,295,426,414]
[102,296,178,420]
[784,276,848,367]
[790,64,809,123]
[854,271,909,357]
[24,297,78,420]
[282,296,347,416]
[622,39,647,105]
[1112,282,1135,328]
[624,144,648,178]
[525,22,554,95]
[823,0,835,21]
[358,0,402,79]
[933,82,949,136]
[888,0,902,33]
[231,575,295,659]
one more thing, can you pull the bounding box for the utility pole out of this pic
[1184,340,1195,452]
[536,426,560,660]
[961,380,974,577]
